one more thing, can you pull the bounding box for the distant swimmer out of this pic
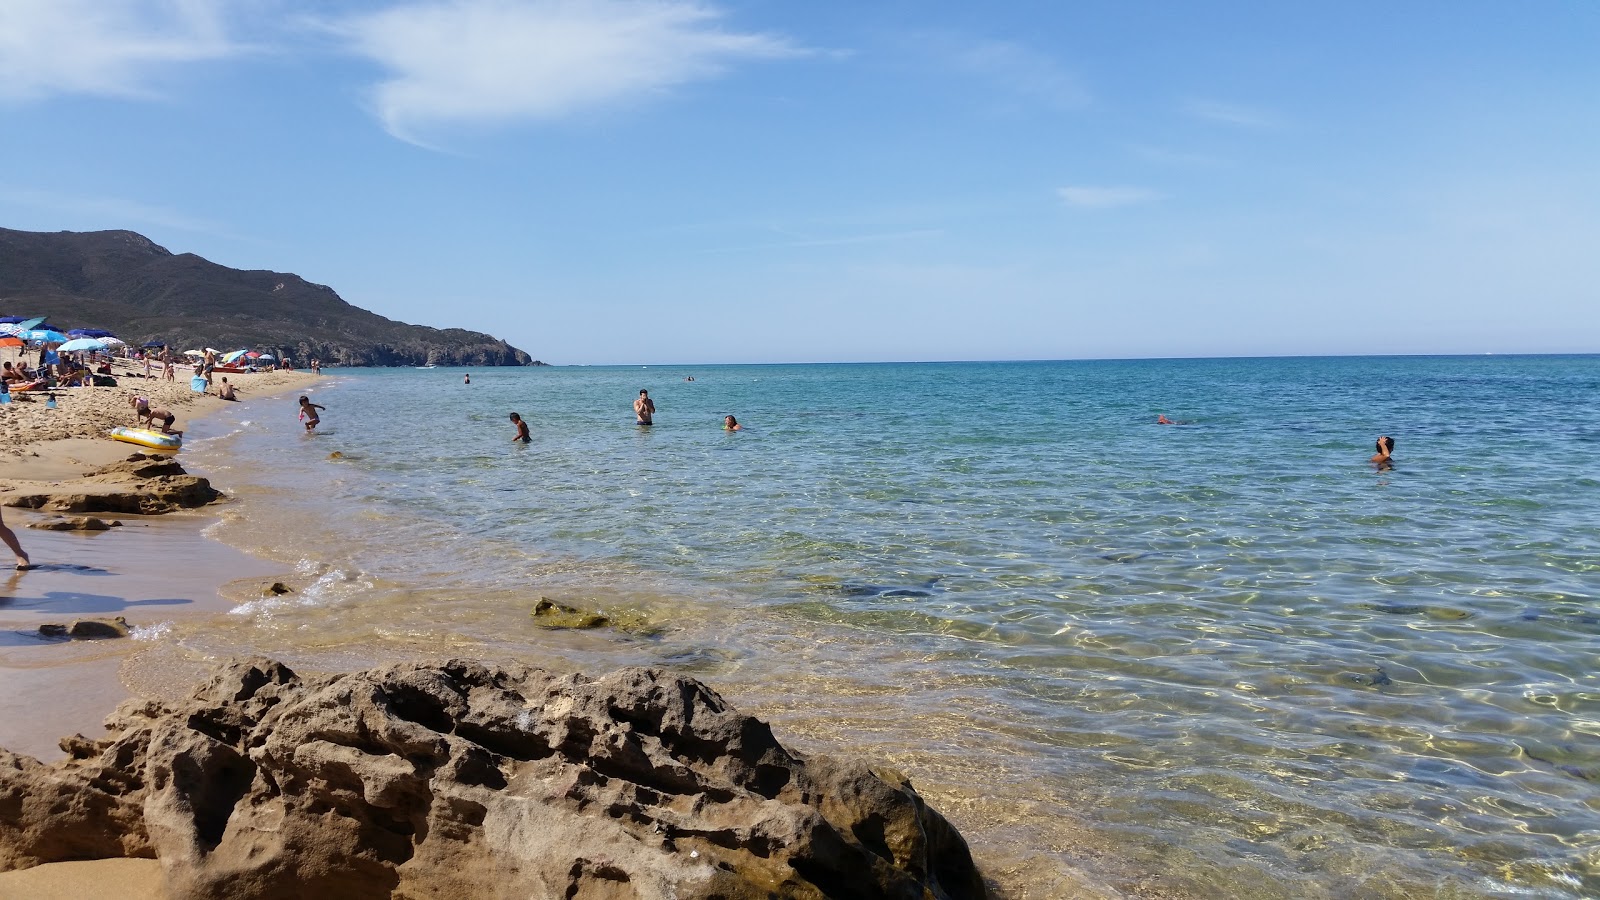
[1371,435,1394,469]
[723,415,742,431]
[509,412,531,443]
[634,389,655,425]
[299,395,326,432]
[464,373,471,385]
[1157,415,1173,425]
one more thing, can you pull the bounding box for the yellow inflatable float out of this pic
[109,426,182,452]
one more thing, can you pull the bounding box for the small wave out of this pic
[131,621,173,642]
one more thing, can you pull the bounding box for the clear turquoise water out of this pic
[179,356,1600,898]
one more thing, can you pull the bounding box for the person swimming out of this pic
[1157,414,1173,425]
[724,415,741,431]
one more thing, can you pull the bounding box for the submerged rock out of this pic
[26,516,121,531]
[532,596,612,629]
[0,658,987,899]
[38,617,131,639]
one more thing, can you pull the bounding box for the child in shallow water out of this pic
[299,396,326,431]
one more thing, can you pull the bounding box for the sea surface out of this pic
[166,356,1599,898]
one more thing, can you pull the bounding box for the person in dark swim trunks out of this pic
[634,389,655,425]
[509,412,531,443]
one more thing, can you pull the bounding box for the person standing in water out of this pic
[509,412,531,443]
[299,395,326,432]
[634,389,655,425]
[723,415,741,431]
[1371,435,1394,468]
[464,373,471,385]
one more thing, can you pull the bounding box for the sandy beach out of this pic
[0,368,320,897]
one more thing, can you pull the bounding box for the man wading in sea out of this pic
[634,389,655,426]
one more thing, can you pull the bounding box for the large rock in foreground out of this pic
[0,659,987,899]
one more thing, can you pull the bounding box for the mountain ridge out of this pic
[0,228,537,366]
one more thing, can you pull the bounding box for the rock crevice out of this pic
[0,658,988,900]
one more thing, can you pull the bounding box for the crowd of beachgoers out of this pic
[0,315,324,446]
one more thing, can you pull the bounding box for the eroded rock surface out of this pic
[2,453,221,514]
[0,658,987,900]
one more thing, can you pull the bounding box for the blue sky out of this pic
[1,1,1596,364]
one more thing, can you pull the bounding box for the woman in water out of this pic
[723,415,742,431]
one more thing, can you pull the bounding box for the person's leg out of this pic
[0,509,29,569]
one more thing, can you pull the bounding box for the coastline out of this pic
[0,368,322,759]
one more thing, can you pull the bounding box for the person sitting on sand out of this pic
[298,395,326,431]
[2,362,21,383]
[723,415,742,431]
[218,377,238,401]
[509,412,531,443]
[1371,435,1395,468]
[0,507,29,571]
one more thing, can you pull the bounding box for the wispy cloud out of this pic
[700,228,943,254]
[1183,98,1278,128]
[328,0,803,143]
[945,38,1088,110]
[0,0,235,101]
[1057,186,1161,209]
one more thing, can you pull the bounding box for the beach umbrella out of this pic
[0,324,19,336]
[22,329,68,343]
[183,349,205,358]
[67,328,118,339]
[253,352,275,360]
[222,349,248,363]
[0,336,23,348]
[57,337,108,352]
[142,340,168,348]
[101,336,127,347]
[0,316,26,325]
[15,317,47,331]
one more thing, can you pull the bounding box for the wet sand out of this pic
[0,371,323,898]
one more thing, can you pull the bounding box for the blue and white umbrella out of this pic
[57,337,108,352]
[21,329,69,343]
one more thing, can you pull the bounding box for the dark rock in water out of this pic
[1367,603,1428,616]
[1099,552,1146,563]
[38,617,130,639]
[532,596,611,628]
[26,516,119,531]
[264,582,293,596]
[0,658,988,899]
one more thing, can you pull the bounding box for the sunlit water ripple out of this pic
[169,356,1600,898]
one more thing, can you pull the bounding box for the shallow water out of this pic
[166,356,1599,898]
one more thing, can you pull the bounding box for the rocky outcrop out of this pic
[0,658,988,900]
[2,453,220,515]
[26,516,122,531]
[39,617,131,639]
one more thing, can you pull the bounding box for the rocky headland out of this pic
[0,227,538,367]
[0,657,988,899]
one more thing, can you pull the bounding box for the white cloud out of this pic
[331,0,803,142]
[1057,186,1160,209]
[947,38,1088,110]
[0,0,234,101]
[1183,98,1277,128]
